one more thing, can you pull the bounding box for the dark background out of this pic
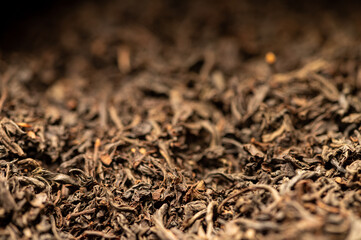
[0,0,74,44]
[1,0,360,49]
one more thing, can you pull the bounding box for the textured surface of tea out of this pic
[1,0,361,239]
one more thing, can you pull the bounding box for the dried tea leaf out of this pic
[30,193,48,208]
[246,85,269,118]
[100,154,112,165]
[342,113,361,123]
[262,115,293,142]
[244,144,265,158]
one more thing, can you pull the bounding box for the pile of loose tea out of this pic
[1,0,361,239]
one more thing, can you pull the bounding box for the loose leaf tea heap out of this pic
[1,0,361,239]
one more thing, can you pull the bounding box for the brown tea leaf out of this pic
[100,154,112,165]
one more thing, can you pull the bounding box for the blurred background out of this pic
[1,0,361,90]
